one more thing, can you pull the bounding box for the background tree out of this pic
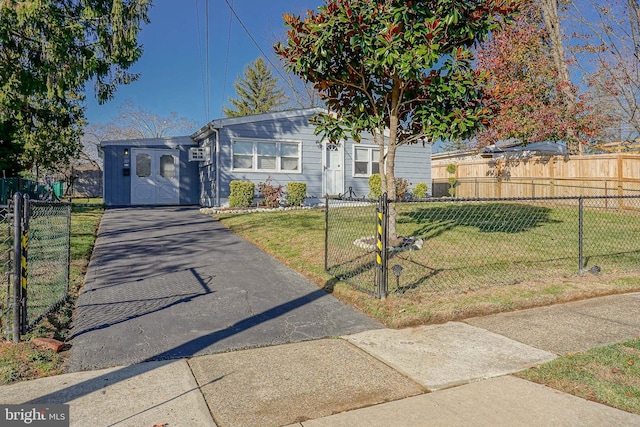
[568,0,640,142]
[475,1,604,149]
[0,0,150,176]
[223,57,288,118]
[276,0,519,244]
[539,0,582,154]
[77,100,198,168]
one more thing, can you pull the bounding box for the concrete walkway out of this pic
[0,207,639,426]
[1,294,639,426]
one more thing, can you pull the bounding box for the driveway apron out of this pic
[67,207,381,371]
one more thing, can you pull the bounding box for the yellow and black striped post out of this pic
[375,193,388,299]
[20,194,29,334]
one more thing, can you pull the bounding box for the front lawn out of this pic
[217,202,640,328]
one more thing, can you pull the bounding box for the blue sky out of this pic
[83,0,322,128]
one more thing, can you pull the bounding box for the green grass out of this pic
[217,203,640,328]
[517,339,640,415]
[0,341,64,384]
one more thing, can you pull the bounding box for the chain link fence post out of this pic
[578,196,584,275]
[11,192,22,343]
[376,193,388,299]
[20,194,30,334]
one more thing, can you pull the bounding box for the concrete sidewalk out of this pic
[1,293,639,426]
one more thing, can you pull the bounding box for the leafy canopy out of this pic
[275,0,520,148]
[0,0,150,175]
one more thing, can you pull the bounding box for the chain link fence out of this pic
[326,195,640,298]
[0,195,71,340]
[1,203,15,338]
[24,200,71,330]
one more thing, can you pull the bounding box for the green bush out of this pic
[413,182,428,199]
[258,177,283,208]
[368,174,382,199]
[368,174,411,200]
[229,181,255,207]
[286,182,307,206]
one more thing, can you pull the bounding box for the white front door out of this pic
[323,142,344,196]
[131,149,180,205]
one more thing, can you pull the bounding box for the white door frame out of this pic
[322,141,345,196]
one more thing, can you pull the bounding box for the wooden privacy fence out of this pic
[432,153,640,201]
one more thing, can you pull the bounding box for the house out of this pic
[101,108,432,207]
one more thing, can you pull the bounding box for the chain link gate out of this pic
[326,194,640,300]
[1,193,71,342]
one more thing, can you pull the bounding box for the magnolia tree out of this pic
[276,0,519,244]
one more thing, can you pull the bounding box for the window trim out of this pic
[231,138,302,174]
[352,144,382,177]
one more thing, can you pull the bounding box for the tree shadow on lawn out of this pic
[398,202,560,239]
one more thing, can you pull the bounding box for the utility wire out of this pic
[222,0,234,111]
[205,0,210,121]
[222,0,290,82]
[195,0,209,121]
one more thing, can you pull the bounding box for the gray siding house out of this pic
[192,108,432,207]
[101,108,431,207]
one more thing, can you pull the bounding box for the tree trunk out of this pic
[540,0,580,154]
[384,82,402,247]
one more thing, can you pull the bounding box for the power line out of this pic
[222,0,290,82]
[222,0,234,112]
[195,0,209,121]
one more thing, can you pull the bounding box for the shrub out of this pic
[368,174,382,199]
[368,174,411,200]
[229,181,254,207]
[258,177,283,208]
[446,164,457,197]
[395,177,409,200]
[413,182,428,199]
[286,182,307,206]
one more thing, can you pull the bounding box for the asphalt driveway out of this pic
[67,207,381,371]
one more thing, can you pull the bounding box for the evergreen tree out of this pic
[0,0,150,175]
[223,57,288,118]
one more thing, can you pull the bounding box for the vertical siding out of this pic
[178,145,199,205]
[103,146,131,206]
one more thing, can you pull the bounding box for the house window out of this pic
[353,146,380,177]
[232,140,301,173]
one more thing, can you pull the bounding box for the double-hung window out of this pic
[353,146,380,177]
[232,140,301,173]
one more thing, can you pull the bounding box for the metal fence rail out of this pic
[326,195,640,299]
[0,194,71,341]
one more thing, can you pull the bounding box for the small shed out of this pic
[100,136,199,206]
